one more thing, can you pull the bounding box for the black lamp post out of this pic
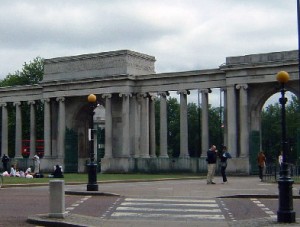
[276,71,295,223]
[86,94,99,191]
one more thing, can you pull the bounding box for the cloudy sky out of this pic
[0,0,298,80]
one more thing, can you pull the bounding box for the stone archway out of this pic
[0,49,298,174]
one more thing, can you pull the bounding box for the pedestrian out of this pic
[2,154,10,172]
[50,165,64,178]
[219,146,232,184]
[33,154,40,174]
[10,165,16,177]
[206,145,218,184]
[278,151,283,167]
[257,151,266,181]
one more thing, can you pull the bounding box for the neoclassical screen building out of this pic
[0,49,299,174]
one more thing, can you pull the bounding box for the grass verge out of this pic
[1,173,203,185]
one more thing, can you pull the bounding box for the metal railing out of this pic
[263,164,300,182]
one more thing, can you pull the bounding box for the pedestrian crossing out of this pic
[110,197,225,221]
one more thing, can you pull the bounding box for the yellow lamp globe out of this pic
[87,94,97,103]
[276,71,290,83]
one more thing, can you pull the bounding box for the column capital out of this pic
[158,91,169,98]
[56,97,65,102]
[149,94,157,101]
[41,98,51,103]
[0,103,7,107]
[102,93,112,99]
[137,93,150,98]
[177,90,190,95]
[236,84,248,90]
[119,93,132,98]
[27,100,35,105]
[13,101,21,106]
[199,88,211,94]
[220,87,227,92]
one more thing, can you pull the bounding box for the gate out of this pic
[64,128,78,173]
[249,130,260,174]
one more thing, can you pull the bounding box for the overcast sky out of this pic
[0,0,298,79]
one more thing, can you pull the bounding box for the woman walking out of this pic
[220,146,232,184]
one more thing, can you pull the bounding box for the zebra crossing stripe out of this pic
[125,198,216,203]
[111,198,225,220]
[111,212,225,220]
[121,202,218,207]
[117,206,222,213]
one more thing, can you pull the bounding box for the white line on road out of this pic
[125,198,216,203]
[112,212,225,220]
[116,206,222,213]
[121,202,219,207]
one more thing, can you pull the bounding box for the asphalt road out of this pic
[0,178,299,226]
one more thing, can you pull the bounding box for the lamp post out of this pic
[86,94,99,191]
[276,71,295,223]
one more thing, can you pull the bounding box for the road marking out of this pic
[117,206,222,213]
[110,198,225,220]
[125,198,216,203]
[250,198,276,219]
[111,212,225,220]
[65,196,91,214]
[121,202,218,207]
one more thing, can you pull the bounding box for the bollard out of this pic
[49,180,66,218]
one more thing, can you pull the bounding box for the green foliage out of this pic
[167,97,180,157]
[261,95,300,164]
[0,57,44,87]
[155,96,222,158]
[208,106,223,151]
[188,103,200,157]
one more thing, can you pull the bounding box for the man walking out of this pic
[206,145,218,184]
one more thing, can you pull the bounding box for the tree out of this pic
[261,95,300,164]
[208,106,223,151]
[0,57,44,87]
[188,102,200,157]
[167,97,180,157]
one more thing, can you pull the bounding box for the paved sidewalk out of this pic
[28,176,300,227]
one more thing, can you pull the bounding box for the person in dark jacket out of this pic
[52,165,64,178]
[2,154,10,172]
[219,146,232,184]
[206,145,217,184]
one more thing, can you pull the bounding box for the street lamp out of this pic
[86,94,99,191]
[276,71,295,223]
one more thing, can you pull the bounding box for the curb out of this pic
[65,190,120,197]
[218,194,300,199]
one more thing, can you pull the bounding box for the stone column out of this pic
[178,90,189,158]
[43,99,51,158]
[158,92,169,158]
[222,88,228,147]
[236,84,249,157]
[149,95,156,158]
[139,93,150,158]
[28,101,36,158]
[226,85,237,157]
[56,97,65,159]
[133,95,140,158]
[1,103,8,156]
[119,93,131,157]
[103,94,112,158]
[14,102,22,158]
[200,89,210,157]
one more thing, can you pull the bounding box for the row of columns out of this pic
[0,98,66,159]
[1,83,249,160]
[101,87,247,159]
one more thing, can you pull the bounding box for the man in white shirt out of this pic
[33,155,40,174]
